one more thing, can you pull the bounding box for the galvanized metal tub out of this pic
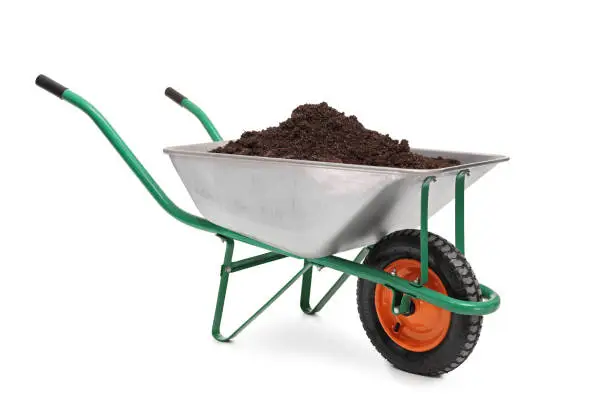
[164,142,508,258]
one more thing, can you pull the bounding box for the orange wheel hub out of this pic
[375,259,451,352]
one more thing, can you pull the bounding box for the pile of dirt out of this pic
[212,103,459,169]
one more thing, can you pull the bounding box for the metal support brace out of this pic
[228,252,287,273]
[455,170,469,254]
[300,247,370,315]
[391,288,414,315]
[211,237,310,342]
[419,176,436,286]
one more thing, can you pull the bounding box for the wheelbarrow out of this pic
[36,74,508,376]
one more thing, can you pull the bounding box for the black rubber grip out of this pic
[35,75,68,99]
[165,87,187,105]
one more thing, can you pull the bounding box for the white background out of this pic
[1,1,610,406]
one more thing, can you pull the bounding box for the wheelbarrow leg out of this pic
[300,247,370,315]
[211,237,234,341]
[211,236,311,342]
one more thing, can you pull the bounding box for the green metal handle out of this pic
[165,86,223,142]
[35,75,292,256]
[62,89,209,228]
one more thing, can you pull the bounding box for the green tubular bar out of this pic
[455,170,469,254]
[419,176,436,286]
[391,289,413,315]
[229,252,287,273]
[181,99,223,142]
[41,83,500,324]
[300,247,370,315]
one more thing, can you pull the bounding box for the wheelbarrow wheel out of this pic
[357,229,482,376]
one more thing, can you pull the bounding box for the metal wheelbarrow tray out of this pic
[36,75,509,377]
[165,142,507,258]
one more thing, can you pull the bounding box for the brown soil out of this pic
[212,103,459,169]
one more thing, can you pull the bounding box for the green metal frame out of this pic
[46,85,500,342]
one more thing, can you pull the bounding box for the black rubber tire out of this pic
[357,229,483,376]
